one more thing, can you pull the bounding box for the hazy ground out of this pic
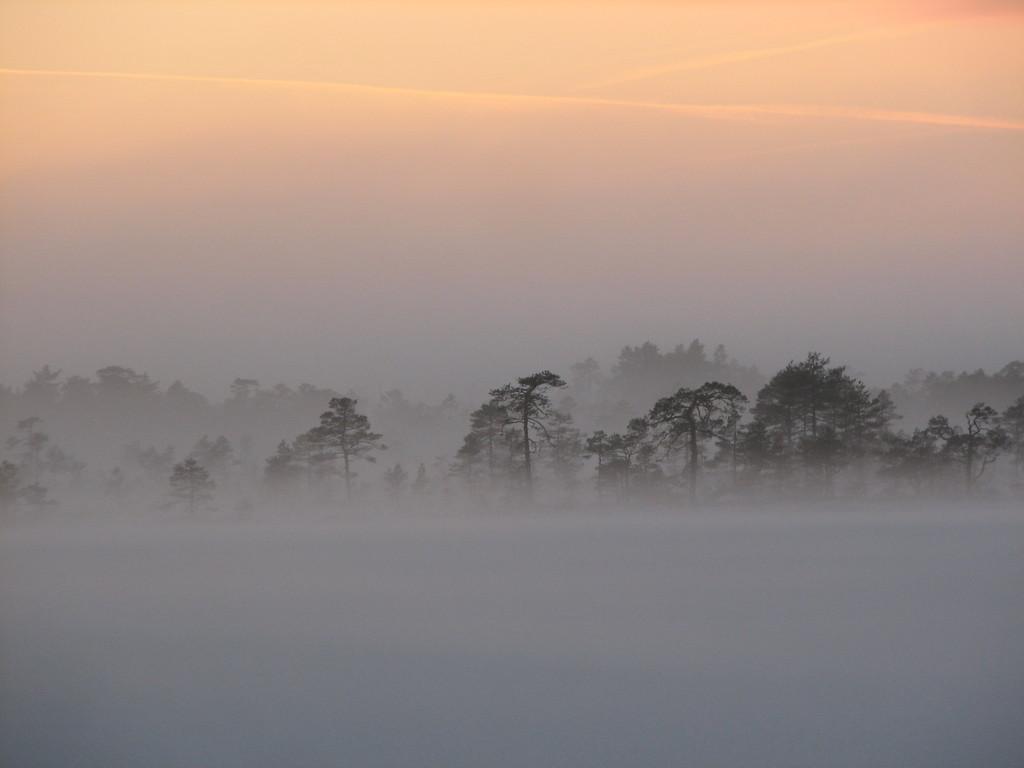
[2,505,1022,767]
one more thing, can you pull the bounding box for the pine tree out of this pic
[0,461,20,516]
[412,463,429,494]
[169,457,215,514]
[7,417,49,483]
[584,430,613,498]
[317,397,385,501]
[753,353,845,465]
[928,404,1009,493]
[546,410,585,492]
[190,435,234,480]
[879,427,948,495]
[735,418,777,484]
[451,432,485,487]
[489,371,566,500]
[292,427,336,486]
[798,426,846,494]
[597,418,652,499]
[1003,396,1024,479]
[264,440,301,493]
[648,382,747,504]
[465,401,509,483]
[384,463,408,497]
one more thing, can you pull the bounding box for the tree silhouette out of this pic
[596,418,652,499]
[546,410,585,492]
[830,381,895,453]
[735,418,777,483]
[7,417,48,483]
[584,430,613,498]
[292,426,337,487]
[649,382,747,504]
[384,463,407,498]
[464,401,509,484]
[928,404,1008,493]
[880,427,947,495]
[317,397,385,501]
[169,457,215,515]
[753,353,844,464]
[1003,396,1024,480]
[0,461,20,516]
[190,435,234,480]
[489,371,566,500]
[412,463,429,494]
[264,440,301,493]
[798,426,846,493]
[452,432,485,487]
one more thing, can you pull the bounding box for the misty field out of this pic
[2,506,1022,768]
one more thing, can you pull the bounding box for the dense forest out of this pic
[2,342,1022,517]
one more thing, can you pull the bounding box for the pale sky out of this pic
[1,1,1022,397]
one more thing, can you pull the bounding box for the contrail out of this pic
[2,67,1022,132]
[0,67,519,103]
[582,26,908,90]
[711,126,968,166]
[719,104,1024,132]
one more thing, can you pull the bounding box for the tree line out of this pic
[2,348,1023,517]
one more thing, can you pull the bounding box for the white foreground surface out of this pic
[2,507,1022,767]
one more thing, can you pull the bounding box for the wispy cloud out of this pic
[582,26,908,90]
[2,67,1022,132]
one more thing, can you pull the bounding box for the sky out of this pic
[1,0,1022,398]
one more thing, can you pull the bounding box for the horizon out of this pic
[3,346,1022,405]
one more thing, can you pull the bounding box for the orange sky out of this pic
[1,1,1022,395]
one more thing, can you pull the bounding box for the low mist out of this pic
[3,508,1023,767]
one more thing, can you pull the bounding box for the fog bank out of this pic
[3,507,1022,767]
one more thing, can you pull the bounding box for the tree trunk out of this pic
[688,420,699,506]
[731,423,739,487]
[522,408,532,500]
